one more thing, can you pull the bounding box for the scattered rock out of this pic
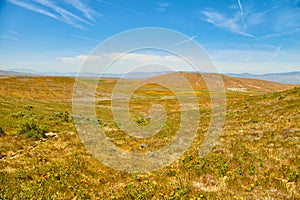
[45,132,58,138]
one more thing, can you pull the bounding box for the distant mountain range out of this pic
[0,69,30,76]
[1,69,299,84]
[1,69,173,79]
[226,71,300,84]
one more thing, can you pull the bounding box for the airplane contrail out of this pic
[174,34,199,47]
[97,0,145,16]
[237,0,246,30]
[272,45,282,58]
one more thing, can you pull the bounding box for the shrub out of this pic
[15,118,48,139]
[10,111,27,118]
[10,111,41,119]
[136,116,146,125]
[0,127,5,136]
[49,111,71,122]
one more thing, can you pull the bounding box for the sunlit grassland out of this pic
[0,77,299,199]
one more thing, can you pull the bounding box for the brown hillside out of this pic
[0,76,92,101]
[0,73,296,102]
[141,72,296,92]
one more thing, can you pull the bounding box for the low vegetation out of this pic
[0,76,299,199]
[15,118,48,139]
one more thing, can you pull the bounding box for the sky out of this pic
[0,0,300,74]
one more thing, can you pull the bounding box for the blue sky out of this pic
[0,0,300,74]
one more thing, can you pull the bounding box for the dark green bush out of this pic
[0,127,5,136]
[15,118,48,139]
[48,111,71,122]
[10,111,41,119]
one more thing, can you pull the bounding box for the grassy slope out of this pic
[142,72,296,92]
[0,76,299,199]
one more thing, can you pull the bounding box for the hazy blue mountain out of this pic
[4,68,300,84]
[7,69,172,79]
[0,69,31,76]
[226,71,300,84]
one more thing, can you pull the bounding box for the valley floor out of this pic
[0,76,299,199]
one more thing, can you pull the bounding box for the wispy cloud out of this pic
[71,34,100,42]
[202,10,254,37]
[245,8,272,27]
[255,28,300,40]
[7,0,97,29]
[278,14,300,32]
[0,30,20,41]
[97,0,145,16]
[60,54,103,64]
[237,0,246,30]
[156,2,170,12]
[59,52,185,73]
[7,31,19,35]
[7,0,58,19]
[201,0,255,37]
[0,35,18,41]
[65,0,99,22]
[60,52,182,64]
[202,1,300,40]
[33,0,93,29]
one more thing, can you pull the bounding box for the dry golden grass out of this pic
[0,75,299,199]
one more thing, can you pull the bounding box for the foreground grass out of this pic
[0,78,299,199]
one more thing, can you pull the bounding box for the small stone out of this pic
[45,132,58,138]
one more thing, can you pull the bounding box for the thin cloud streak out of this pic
[255,28,300,40]
[66,0,99,22]
[201,10,254,37]
[237,0,246,30]
[71,34,100,42]
[279,15,300,31]
[7,0,58,19]
[174,34,198,47]
[7,0,96,30]
[97,0,145,16]
[272,45,281,58]
[201,4,300,39]
[33,0,93,28]
[0,35,18,41]
[7,31,19,35]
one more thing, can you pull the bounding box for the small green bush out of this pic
[10,111,41,119]
[49,111,71,122]
[136,116,146,125]
[15,118,48,139]
[10,111,27,118]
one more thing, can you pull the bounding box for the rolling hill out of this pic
[141,72,296,92]
[0,74,299,199]
[0,73,297,103]
[0,76,94,101]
